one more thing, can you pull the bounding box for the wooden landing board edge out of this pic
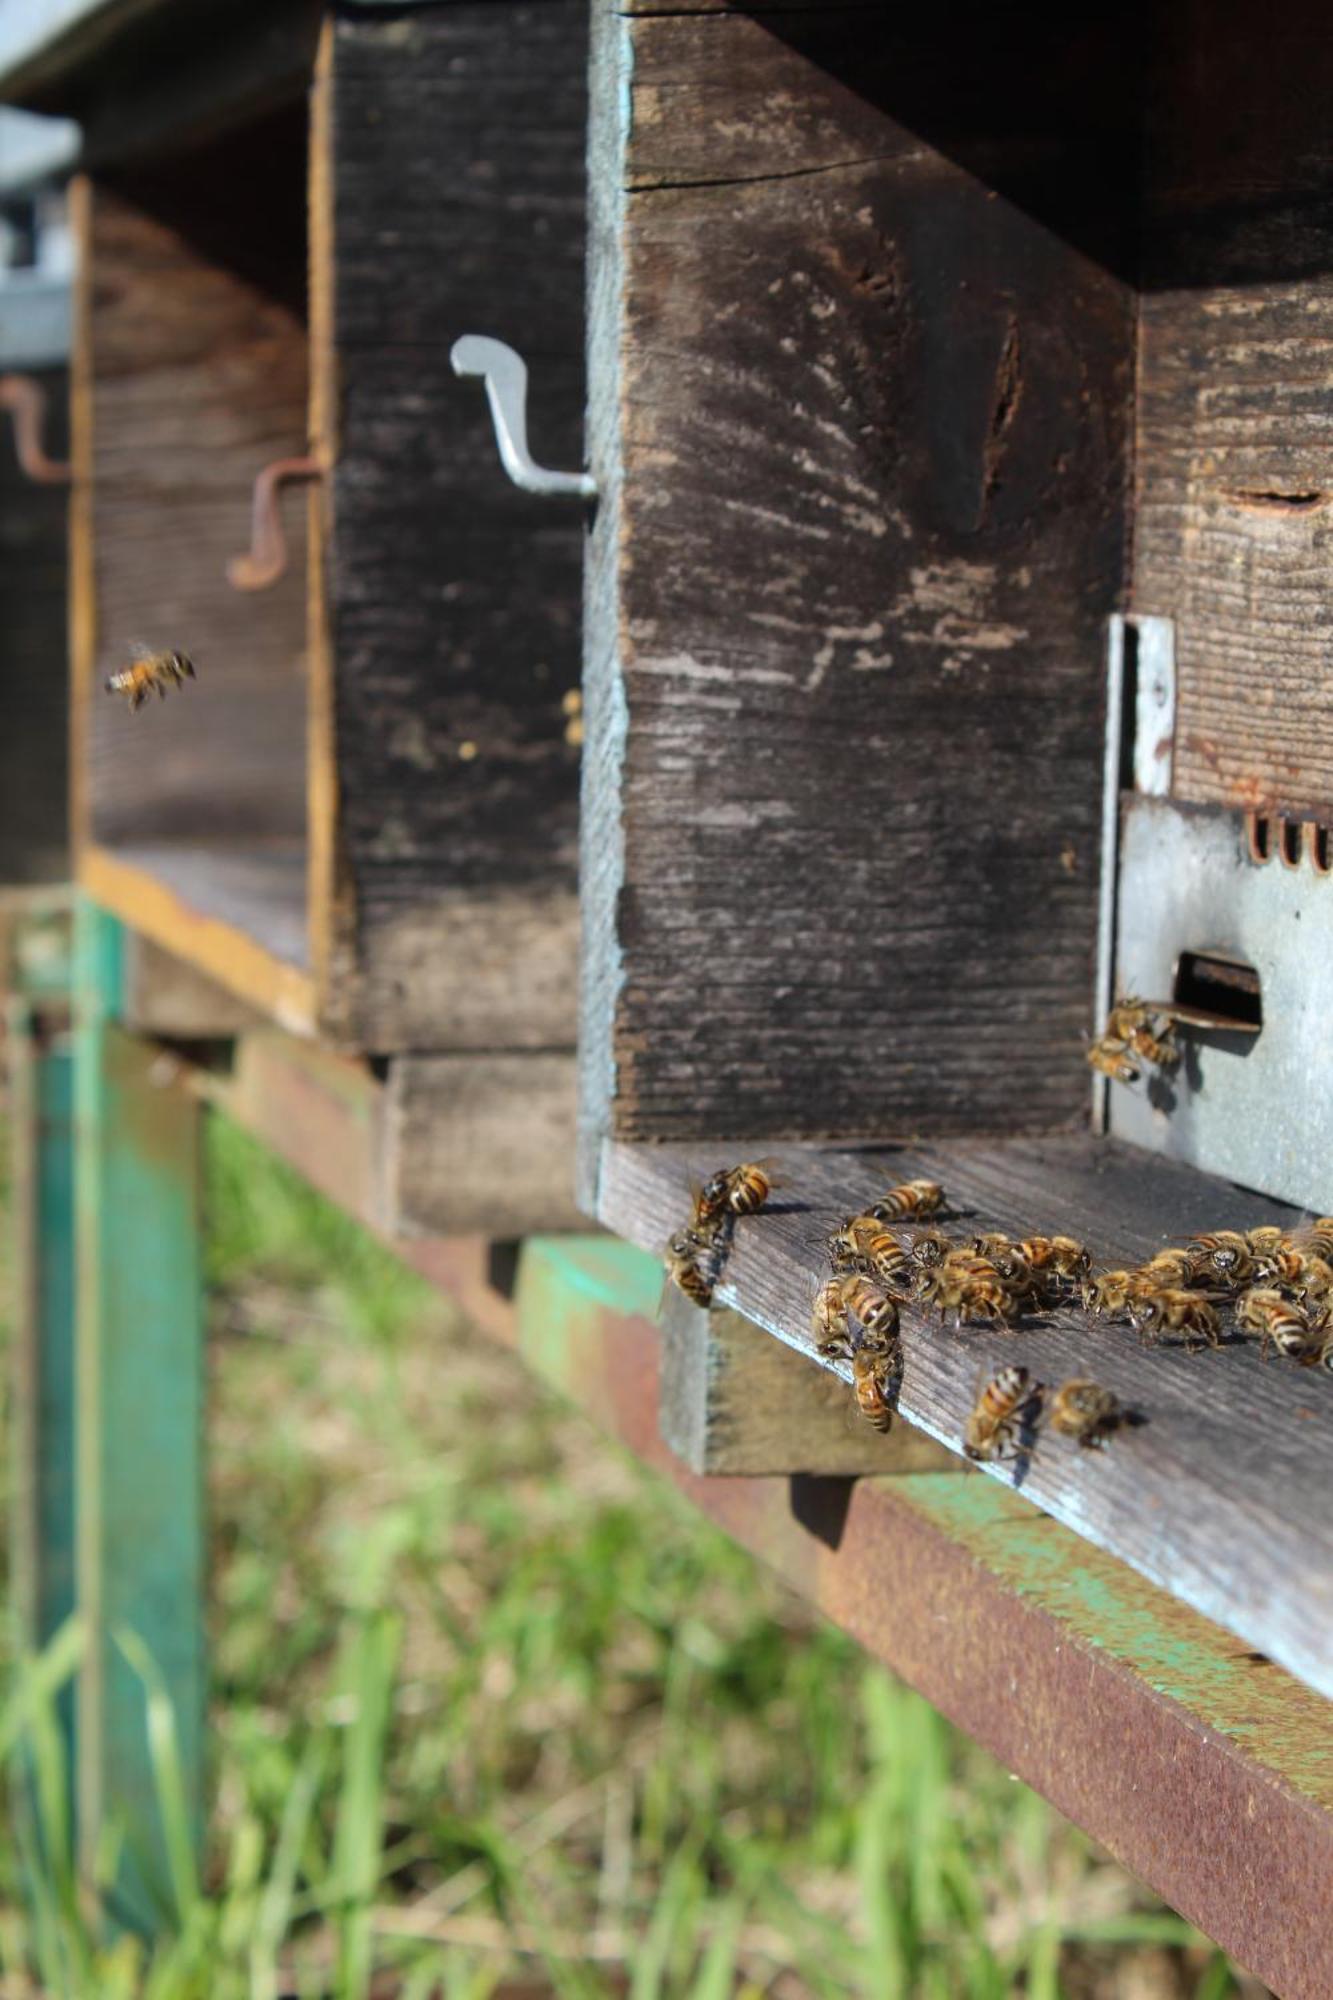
[80,847,316,1039]
[597,1135,1333,1706]
[515,1234,1333,2000]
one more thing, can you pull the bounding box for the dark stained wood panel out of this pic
[582,3,1136,1158]
[1134,0,1333,824]
[85,183,308,853]
[327,0,587,1050]
[0,364,67,885]
[599,1132,1333,1703]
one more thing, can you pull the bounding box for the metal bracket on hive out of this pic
[450,334,596,501]
[0,373,69,483]
[226,454,324,592]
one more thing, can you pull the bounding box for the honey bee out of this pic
[907,1226,953,1270]
[915,1256,1018,1327]
[1129,1287,1221,1351]
[1185,1231,1255,1288]
[812,1276,853,1358]
[1086,1040,1141,1085]
[1235,1288,1316,1361]
[105,646,196,712]
[970,1234,1039,1296]
[964,1365,1035,1462]
[1245,1225,1286,1258]
[694,1159,777,1225]
[1255,1246,1333,1301]
[838,1274,901,1350]
[1081,1270,1151,1317]
[1106,997,1180,1070]
[1049,1378,1122,1449]
[663,1228,721,1308]
[867,1178,944,1223]
[1137,1247,1199,1289]
[827,1216,913,1293]
[851,1347,896,1431]
[1021,1235,1093,1282]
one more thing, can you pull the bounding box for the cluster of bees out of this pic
[664,1162,1333,1468]
[104,646,197,712]
[1086,995,1179,1087]
[1082,1218,1333,1367]
[663,1158,778,1307]
[808,1180,1119,1457]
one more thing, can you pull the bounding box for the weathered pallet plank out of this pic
[659,1288,954,1475]
[324,0,586,1050]
[598,1133,1333,1701]
[581,0,1135,1166]
[1135,0,1333,823]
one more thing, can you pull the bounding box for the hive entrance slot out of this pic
[1173,950,1263,1032]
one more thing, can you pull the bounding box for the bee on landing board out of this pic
[1236,1288,1317,1362]
[913,1254,1018,1328]
[851,1347,896,1432]
[827,1216,913,1295]
[867,1178,944,1224]
[1128,1287,1221,1352]
[662,1222,730,1310]
[1185,1230,1255,1289]
[105,647,196,712]
[1049,1378,1122,1449]
[964,1365,1036,1463]
[693,1159,778,1226]
[837,1274,901,1351]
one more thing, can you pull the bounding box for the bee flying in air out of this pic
[964,1365,1036,1463]
[105,646,196,712]
[1049,1378,1123,1449]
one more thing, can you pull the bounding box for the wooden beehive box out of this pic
[35,0,588,1063]
[580,1,1333,1697]
[8,0,589,1229]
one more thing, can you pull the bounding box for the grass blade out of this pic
[112,1624,200,1928]
[332,1610,402,2000]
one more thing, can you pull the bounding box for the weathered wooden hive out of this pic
[581,0,1333,1702]
[12,0,589,1229]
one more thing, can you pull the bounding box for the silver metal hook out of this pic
[450,335,595,501]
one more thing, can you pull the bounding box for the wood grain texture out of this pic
[326,1,586,1050]
[386,1050,581,1237]
[83,168,309,855]
[659,1289,954,1475]
[581,3,1135,1161]
[120,932,264,1036]
[1135,0,1333,823]
[0,363,68,884]
[599,1132,1333,1701]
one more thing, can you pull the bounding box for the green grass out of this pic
[0,1112,1267,1997]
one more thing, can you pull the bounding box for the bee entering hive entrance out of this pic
[1172,950,1263,1033]
[1110,797,1330,1214]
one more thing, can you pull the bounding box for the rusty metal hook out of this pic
[226,454,323,591]
[0,374,70,484]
